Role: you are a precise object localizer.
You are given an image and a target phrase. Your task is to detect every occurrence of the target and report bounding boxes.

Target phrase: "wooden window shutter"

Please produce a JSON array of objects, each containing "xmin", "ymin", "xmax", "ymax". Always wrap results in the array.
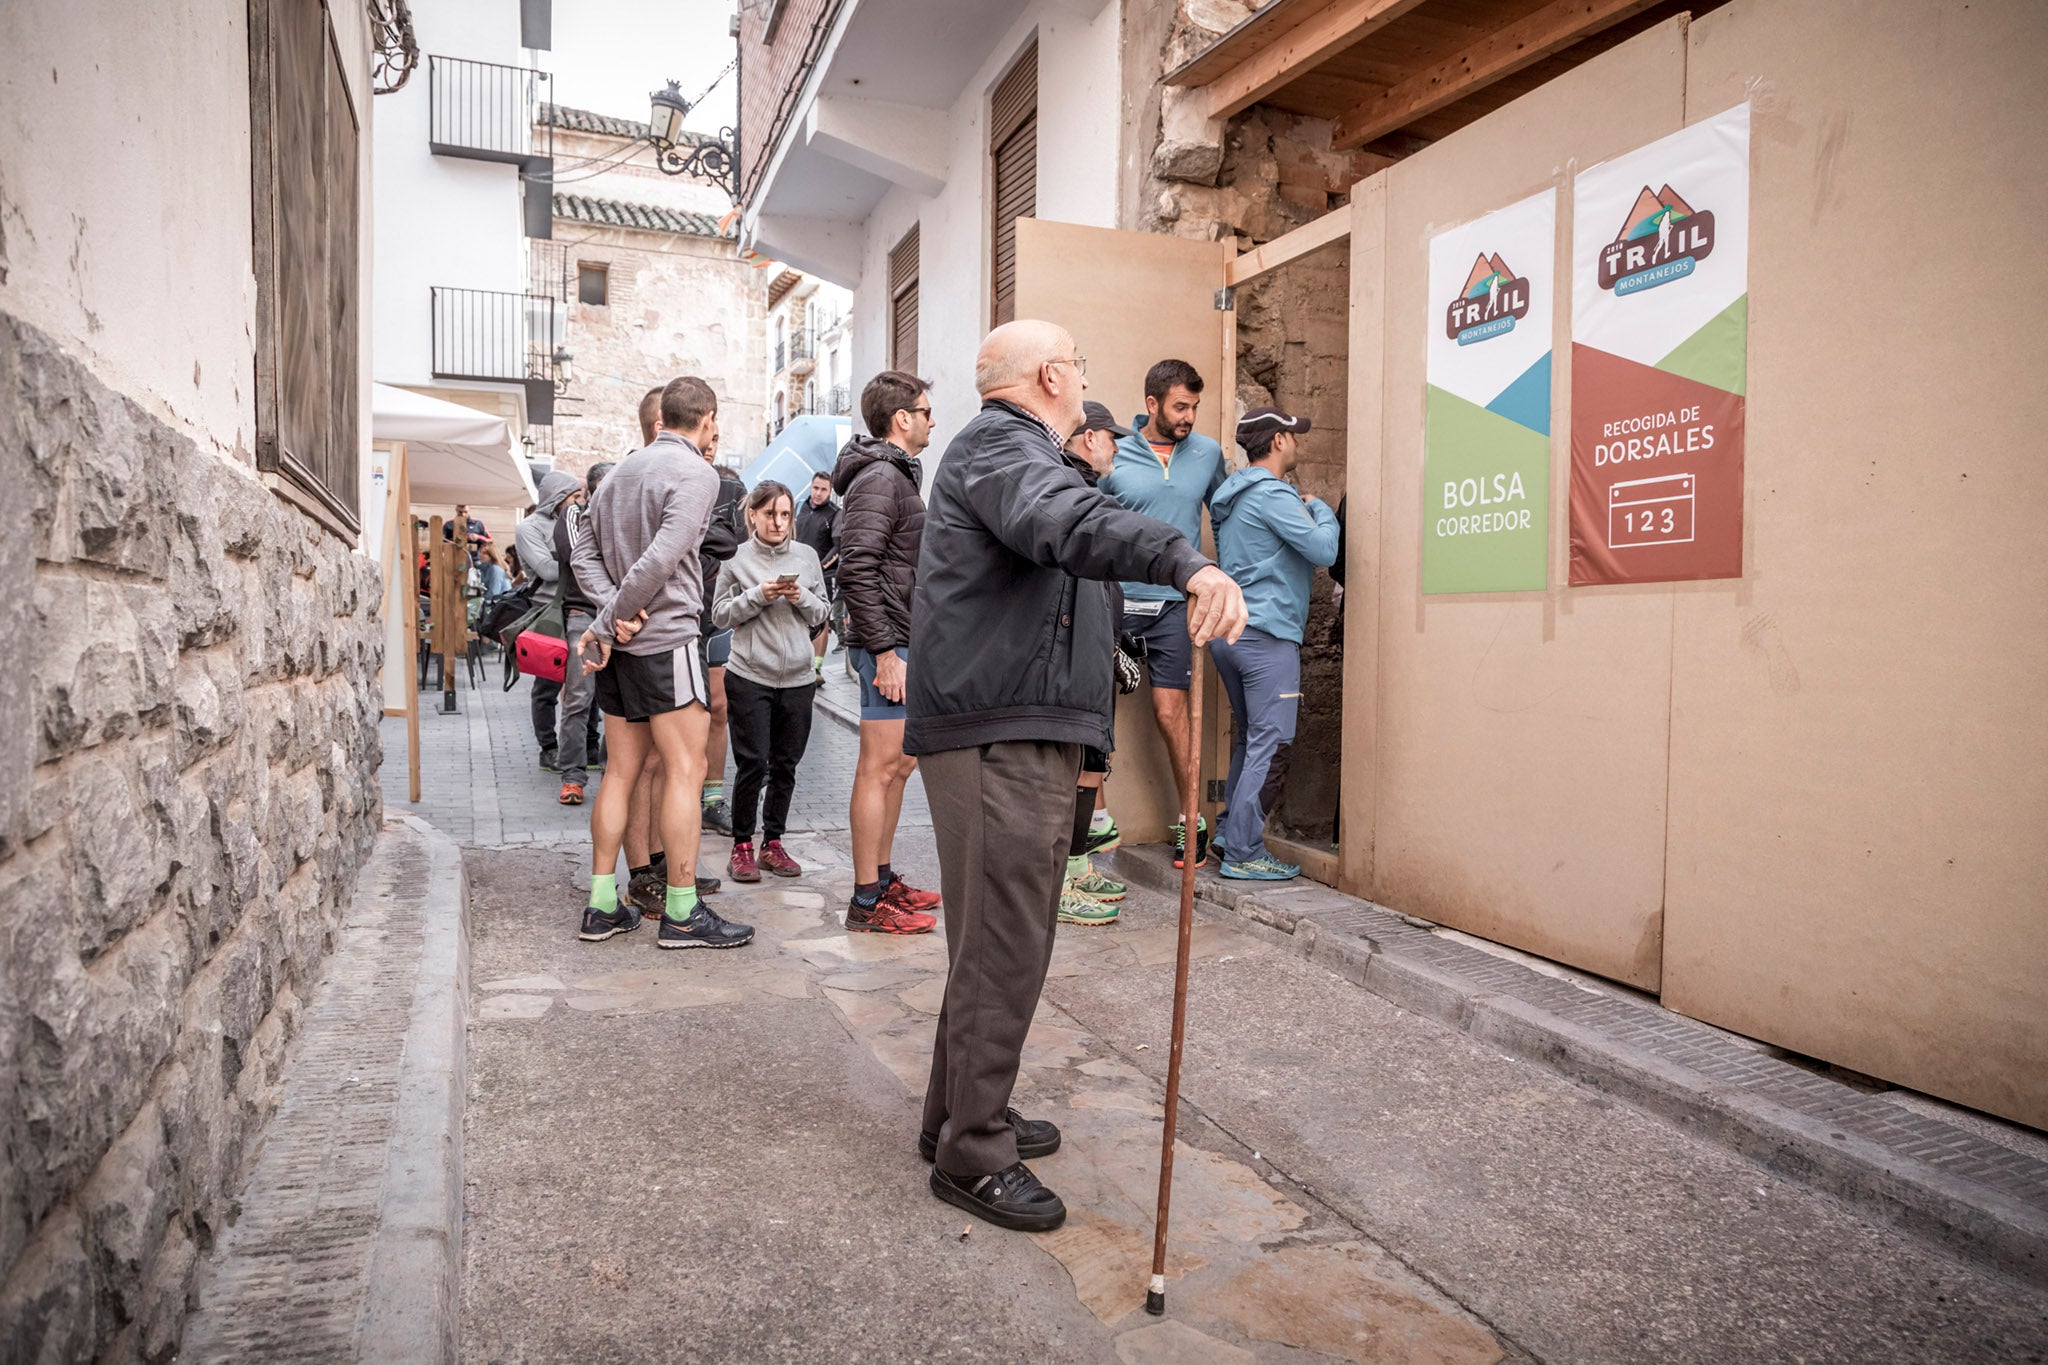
[
  {"xmin": 889, "ymin": 225, "xmax": 920, "ymax": 374},
  {"xmin": 989, "ymin": 41, "xmax": 1037, "ymax": 327}
]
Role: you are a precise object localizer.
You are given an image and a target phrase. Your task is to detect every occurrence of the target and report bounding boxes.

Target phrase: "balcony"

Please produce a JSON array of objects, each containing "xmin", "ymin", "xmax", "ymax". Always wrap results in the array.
[
  {"xmin": 429, "ymin": 286, "xmax": 566, "ymax": 425},
  {"xmin": 775, "ymin": 329, "xmax": 816, "ymax": 376},
  {"xmin": 429, "ymin": 55, "xmax": 555, "ymax": 238},
  {"xmin": 827, "ymin": 384, "xmax": 851, "ymax": 417}
]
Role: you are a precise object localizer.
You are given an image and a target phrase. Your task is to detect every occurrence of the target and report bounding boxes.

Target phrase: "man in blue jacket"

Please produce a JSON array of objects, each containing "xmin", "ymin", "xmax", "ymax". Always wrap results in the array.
[
  {"xmin": 1208, "ymin": 406, "xmax": 1340, "ymax": 881},
  {"xmin": 1100, "ymin": 359, "xmax": 1229, "ymax": 867},
  {"xmin": 909, "ymin": 321, "xmax": 1246, "ymax": 1234}
]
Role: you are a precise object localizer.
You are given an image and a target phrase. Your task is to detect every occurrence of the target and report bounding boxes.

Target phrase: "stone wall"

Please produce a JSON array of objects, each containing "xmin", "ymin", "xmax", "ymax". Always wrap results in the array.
[
  {"xmin": 552, "ymin": 223, "xmax": 767, "ymax": 474},
  {"xmin": 0, "ymin": 313, "xmax": 384, "ymax": 1362}
]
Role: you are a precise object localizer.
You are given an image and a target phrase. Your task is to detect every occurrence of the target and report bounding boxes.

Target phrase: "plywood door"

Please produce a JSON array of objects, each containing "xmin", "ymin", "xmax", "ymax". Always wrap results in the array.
[
  {"xmin": 1014, "ymin": 220, "xmax": 1229, "ymax": 842},
  {"xmin": 1662, "ymin": 0, "xmax": 2048, "ymax": 1129},
  {"xmin": 1369, "ymin": 21, "xmax": 1689, "ymax": 989}
]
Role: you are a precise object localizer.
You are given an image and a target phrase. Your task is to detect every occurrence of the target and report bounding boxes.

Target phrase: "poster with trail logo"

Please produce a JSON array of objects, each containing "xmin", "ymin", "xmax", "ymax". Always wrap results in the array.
[
  {"xmin": 1570, "ymin": 102, "xmax": 1749, "ymax": 585},
  {"xmin": 1423, "ymin": 188, "xmax": 1554, "ymax": 594}
]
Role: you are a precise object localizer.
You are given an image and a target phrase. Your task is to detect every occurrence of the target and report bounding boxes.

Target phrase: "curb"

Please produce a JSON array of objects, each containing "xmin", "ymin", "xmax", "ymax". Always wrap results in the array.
[
  {"xmin": 358, "ymin": 814, "xmax": 469, "ymax": 1365},
  {"xmin": 1107, "ymin": 845, "xmax": 2048, "ymax": 1290}
]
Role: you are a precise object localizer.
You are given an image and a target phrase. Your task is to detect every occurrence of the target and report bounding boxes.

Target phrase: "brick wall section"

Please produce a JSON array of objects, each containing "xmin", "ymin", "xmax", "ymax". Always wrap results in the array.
[
  {"xmin": 552, "ymin": 222, "xmax": 767, "ymax": 472},
  {"xmin": 0, "ymin": 313, "xmax": 383, "ymax": 1362},
  {"xmin": 738, "ymin": 0, "xmax": 837, "ymax": 202}
]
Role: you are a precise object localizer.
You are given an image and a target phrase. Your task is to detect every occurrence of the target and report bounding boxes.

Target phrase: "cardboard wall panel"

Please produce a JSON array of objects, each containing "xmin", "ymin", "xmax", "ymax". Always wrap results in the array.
[
  {"xmin": 1370, "ymin": 21, "xmax": 1688, "ymax": 988},
  {"xmin": 1663, "ymin": 0, "xmax": 2048, "ymax": 1127}
]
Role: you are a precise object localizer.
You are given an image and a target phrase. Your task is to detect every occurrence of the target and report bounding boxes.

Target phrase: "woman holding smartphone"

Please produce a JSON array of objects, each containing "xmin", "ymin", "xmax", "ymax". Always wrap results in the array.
[{"xmin": 711, "ymin": 480, "xmax": 831, "ymax": 881}]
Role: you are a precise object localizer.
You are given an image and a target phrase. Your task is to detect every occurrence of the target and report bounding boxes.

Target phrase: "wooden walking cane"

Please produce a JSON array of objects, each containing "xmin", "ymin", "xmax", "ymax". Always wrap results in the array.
[{"xmin": 1146, "ymin": 645, "xmax": 1205, "ymax": 1316}]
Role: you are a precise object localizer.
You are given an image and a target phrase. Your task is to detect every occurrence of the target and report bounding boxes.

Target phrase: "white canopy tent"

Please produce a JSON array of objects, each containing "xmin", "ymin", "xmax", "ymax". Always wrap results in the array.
[{"xmin": 370, "ymin": 382, "xmax": 535, "ymax": 509}]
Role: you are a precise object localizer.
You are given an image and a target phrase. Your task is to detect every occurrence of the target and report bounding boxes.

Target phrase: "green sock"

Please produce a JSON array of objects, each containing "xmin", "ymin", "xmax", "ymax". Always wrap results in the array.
[
  {"xmin": 701, "ymin": 781, "xmax": 723, "ymax": 807},
  {"xmin": 589, "ymin": 874, "xmax": 618, "ymax": 912},
  {"xmin": 1067, "ymin": 854, "xmax": 1088, "ymax": 879},
  {"xmin": 813, "ymin": 655, "xmax": 824, "ymax": 669},
  {"xmin": 664, "ymin": 883, "xmax": 698, "ymax": 923}
]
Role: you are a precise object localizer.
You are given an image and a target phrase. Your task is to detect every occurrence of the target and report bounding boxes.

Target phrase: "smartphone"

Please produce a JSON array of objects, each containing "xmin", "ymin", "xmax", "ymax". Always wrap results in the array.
[{"xmin": 775, "ymin": 573, "xmax": 798, "ymax": 583}]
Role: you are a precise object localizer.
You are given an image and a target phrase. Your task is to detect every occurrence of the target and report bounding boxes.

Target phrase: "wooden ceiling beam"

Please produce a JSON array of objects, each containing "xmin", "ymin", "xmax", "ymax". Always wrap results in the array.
[
  {"xmin": 1203, "ymin": 0, "xmax": 1435, "ymax": 121},
  {"xmin": 1164, "ymin": 0, "xmax": 1319, "ymax": 90},
  {"xmin": 1331, "ymin": 0, "xmax": 1664, "ymax": 149}
]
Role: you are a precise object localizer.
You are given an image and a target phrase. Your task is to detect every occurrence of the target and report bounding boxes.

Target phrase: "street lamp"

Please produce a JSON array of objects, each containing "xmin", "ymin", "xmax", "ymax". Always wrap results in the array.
[
  {"xmin": 552, "ymin": 346, "xmax": 574, "ymax": 394},
  {"xmin": 647, "ymin": 79, "xmax": 738, "ymax": 201}
]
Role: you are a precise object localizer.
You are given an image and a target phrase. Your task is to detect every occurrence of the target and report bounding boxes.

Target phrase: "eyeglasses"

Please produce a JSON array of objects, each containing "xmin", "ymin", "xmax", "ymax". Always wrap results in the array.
[
  {"xmin": 1048, "ymin": 355, "xmax": 1087, "ymax": 377},
  {"xmin": 911, "ymin": 406, "xmax": 933, "ymax": 420}
]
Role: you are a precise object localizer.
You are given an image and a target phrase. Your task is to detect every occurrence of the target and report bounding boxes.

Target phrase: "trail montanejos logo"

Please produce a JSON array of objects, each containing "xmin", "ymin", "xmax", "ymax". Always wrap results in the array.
[
  {"xmin": 1596, "ymin": 185, "xmax": 1716, "ymax": 296},
  {"xmin": 1445, "ymin": 253, "xmax": 1531, "ymax": 345}
]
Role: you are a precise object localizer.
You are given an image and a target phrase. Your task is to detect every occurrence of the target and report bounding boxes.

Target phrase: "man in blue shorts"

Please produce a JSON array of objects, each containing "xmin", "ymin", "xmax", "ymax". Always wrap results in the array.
[
  {"xmin": 831, "ymin": 371, "xmax": 944, "ymax": 933},
  {"xmin": 1101, "ymin": 359, "xmax": 1228, "ymax": 867}
]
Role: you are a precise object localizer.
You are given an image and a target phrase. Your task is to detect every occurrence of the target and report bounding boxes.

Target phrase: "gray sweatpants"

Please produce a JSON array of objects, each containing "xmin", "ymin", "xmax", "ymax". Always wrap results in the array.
[
  {"xmin": 556, "ymin": 607, "xmax": 603, "ymax": 785},
  {"xmin": 920, "ymin": 739, "xmax": 1081, "ymax": 1178},
  {"xmin": 1208, "ymin": 627, "xmax": 1300, "ymax": 864}
]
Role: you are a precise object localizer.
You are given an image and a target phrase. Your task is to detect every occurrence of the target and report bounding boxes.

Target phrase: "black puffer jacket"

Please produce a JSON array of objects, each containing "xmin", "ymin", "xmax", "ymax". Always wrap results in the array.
[
  {"xmin": 905, "ymin": 399, "xmax": 1209, "ymax": 756},
  {"xmin": 831, "ymin": 435, "xmax": 924, "ymax": 654}
]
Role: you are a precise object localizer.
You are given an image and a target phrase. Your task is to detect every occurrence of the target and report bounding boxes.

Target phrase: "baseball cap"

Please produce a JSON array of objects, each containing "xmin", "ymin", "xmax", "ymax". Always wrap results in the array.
[
  {"xmin": 1075, "ymin": 400, "xmax": 1133, "ymax": 439},
  {"xmin": 1236, "ymin": 406, "xmax": 1311, "ymax": 446}
]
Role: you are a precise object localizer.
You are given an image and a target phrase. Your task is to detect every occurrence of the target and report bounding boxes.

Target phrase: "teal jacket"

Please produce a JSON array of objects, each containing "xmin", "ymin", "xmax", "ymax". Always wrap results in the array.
[
  {"xmin": 1100, "ymin": 416, "xmax": 1227, "ymax": 602},
  {"xmin": 1210, "ymin": 466, "xmax": 1340, "ymax": 644}
]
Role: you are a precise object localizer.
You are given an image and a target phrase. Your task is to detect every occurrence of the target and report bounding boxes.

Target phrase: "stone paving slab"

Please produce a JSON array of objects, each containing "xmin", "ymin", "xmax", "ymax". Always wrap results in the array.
[
  {"xmin": 183, "ymin": 816, "xmax": 468, "ymax": 1363},
  {"xmin": 1107, "ymin": 845, "xmax": 2048, "ymax": 1291}
]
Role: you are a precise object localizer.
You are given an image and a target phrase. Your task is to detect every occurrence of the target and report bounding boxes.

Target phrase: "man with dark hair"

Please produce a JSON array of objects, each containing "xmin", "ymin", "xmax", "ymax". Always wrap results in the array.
[
  {"xmin": 518, "ymin": 470, "xmax": 584, "ymax": 771},
  {"xmin": 636, "ymin": 385, "xmax": 664, "ymax": 447},
  {"xmin": 1101, "ymin": 358, "xmax": 1229, "ymax": 868},
  {"xmin": 570, "ymin": 375, "xmax": 752, "ymax": 950},
  {"xmin": 1208, "ymin": 406, "xmax": 1336, "ymax": 880},
  {"xmin": 831, "ymin": 369, "xmax": 942, "ymax": 933},
  {"xmin": 794, "ymin": 469, "xmax": 840, "ymax": 671},
  {"xmin": 444, "ymin": 503, "xmax": 491, "ymax": 563},
  {"xmin": 552, "ymin": 461, "xmax": 613, "ymax": 804},
  {"xmin": 910, "ymin": 321, "xmax": 1246, "ymax": 1232}
]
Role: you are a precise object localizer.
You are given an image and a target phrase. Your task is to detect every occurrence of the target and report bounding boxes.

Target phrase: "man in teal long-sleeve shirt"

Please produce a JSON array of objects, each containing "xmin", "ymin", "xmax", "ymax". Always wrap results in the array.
[
  {"xmin": 1207, "ymin": 406, "xmax": 1340, "ymax": 881},
  {"xmin": 1099, "ymin": 359, "xmax": 1227, "ymax": 867}
]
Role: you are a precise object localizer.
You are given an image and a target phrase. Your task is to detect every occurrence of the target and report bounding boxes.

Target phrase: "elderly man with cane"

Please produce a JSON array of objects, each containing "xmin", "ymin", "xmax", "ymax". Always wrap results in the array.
[{"xmin": 907, "ymin": 319, "xmax": 1247, "ymax": 1232}]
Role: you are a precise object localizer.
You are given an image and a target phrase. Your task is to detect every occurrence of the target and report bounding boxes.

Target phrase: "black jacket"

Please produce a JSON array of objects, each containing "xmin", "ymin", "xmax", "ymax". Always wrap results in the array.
[
  {"xmin": 905, "ymin": 399, "xmax": 1209, "ymax": 755},
  {"xmin": 699, "ymin": 468, "xmax": 745, "ymax": 635},
  {"xmin": 554, "ymin": 503, "xmax": 595, "ymax": 616},
  {"xmin": 794, "ymin": 495, "xmax": 839, "ymax": 570},
  {"xmin": 831, "ymin": 436, "xmax": 924, "ymax": 654}
]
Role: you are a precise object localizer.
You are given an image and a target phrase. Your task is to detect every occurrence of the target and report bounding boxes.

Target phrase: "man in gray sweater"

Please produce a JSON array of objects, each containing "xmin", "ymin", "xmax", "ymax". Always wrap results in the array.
[{"xmin": 570, "ymin": 376, "xmax": 753, "ymax": 950}]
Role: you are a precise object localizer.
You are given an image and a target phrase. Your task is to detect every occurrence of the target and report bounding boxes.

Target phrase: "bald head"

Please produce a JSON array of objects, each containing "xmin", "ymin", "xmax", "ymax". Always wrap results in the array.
[{"xmin": 976, "ymin": 319, "xmax": 1087, "ymax": 435}]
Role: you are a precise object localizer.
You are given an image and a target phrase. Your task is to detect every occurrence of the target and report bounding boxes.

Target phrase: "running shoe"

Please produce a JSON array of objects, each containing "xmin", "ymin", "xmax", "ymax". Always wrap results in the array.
[
  {"xmin": 1170, "ymin": 816, "xmax": 1209, "ymax": 869},
  {"xmin": 758, "ymin": 840, "xmax": 802, "ymax": 877},
  {"xmin": 728, "ymin": 840, "xmax": 760, "ymax": 883},
  {"xmin": 1070, "ymin": 863, "xmax": 1126, "ymax": 901},
  {"xmin": 880, "ymin": 871, "xmax": 942, "ymax": 915},
  {"xmin": 558, "ymin": 781, "xmax": 584, "ymax": 805},
  {"xmin": 929, "ymin": 1162, "xmax": 1066, "ymax": 1233},
  {"xmin": 578, "ymin": 902, "xmax": 642, "ymax": 942},
  {"xmin": 1057, "ymin": 884, "xmax": 1119, "ymax": 926},
  {"xmin": 1083, "ymin": 818, "xmax": 1121, "ymax": 855},
  {"xmin": 628, "ymin": 869, "xmax": 722, "ymax": 912},
  {"xmin": 701, "ymin": 800, "xmax": 735, "ymax": 837},
  {"xmin": 846, "ymin": 895, "xmax": 937, "ymax": 935},
  {"xmin": 539, "ymin": 747, "xmax": 560, "ymax": 773},
  {"xmin": 657, "ymin": 903, "xmax": 754, "ymax": 949},
  {"xmin": 1219, "ymin": 854, "xmax": 1300, "ymax": 882}
]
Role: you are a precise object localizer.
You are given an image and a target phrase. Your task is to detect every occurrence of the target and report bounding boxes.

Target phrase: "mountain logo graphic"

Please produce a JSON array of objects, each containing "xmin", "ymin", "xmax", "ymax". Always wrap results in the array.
[
  {"xmin": 1445, "ymin": 251, "xmax": 1532, "ymax": 343},
  {"xmin": 1597, "ymin": 183, "xmax": 1716, "ymax": 295}
]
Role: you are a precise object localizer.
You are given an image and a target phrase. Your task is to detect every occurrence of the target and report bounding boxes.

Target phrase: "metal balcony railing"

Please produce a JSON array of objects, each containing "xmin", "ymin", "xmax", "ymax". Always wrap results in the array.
[
  {"xmin": 827, "ymin": 384, "xmax": 851, "ymax": 417},
  {"xmin": 429, "ymin": 54, "xmax": 552, "ymax": 168},
  {"xmin": 430, "ymin": 286, "xmax": 565, "ymax": 424}
]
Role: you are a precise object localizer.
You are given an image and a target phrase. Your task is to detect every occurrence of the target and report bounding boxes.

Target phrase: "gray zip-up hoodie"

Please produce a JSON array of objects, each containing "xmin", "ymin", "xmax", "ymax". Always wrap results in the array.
[
  {"xmin": 516, "ymin": 470, "xmax": 581, "ymax": 583},
  {"xmin": 711, "ymin": 532, "xmax": 829, "ymax": 688},
  {"xmin": 570, "ymin": 431, "xmax": 719, "ymax": 655}
]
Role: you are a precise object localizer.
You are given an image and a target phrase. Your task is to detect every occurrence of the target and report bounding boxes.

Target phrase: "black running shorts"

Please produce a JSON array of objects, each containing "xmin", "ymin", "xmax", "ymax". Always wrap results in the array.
[{"xmin": 595, "ymin": 643, "xmax": 711, "ymax": 722}]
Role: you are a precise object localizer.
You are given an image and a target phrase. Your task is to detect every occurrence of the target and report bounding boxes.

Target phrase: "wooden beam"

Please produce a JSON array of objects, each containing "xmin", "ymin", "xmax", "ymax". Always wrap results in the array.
[
  {"xmin": 1206, "ymin": 0, "xmax": 1432, "ymax": 121},
  {"xmin": 1332, "ymin": 0, "xmax": 1663, "ymax": 149},
  {"xmin": 1164, "ymin": 0, "xmax": 1318, "ymax": 89},
  {"xmin": 1226, "ymin": 207, "xmax": 1352, "ymax": 286}
]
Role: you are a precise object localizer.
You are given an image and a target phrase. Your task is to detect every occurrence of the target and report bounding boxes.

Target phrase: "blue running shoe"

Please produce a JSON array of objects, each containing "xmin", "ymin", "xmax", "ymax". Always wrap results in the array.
[
  {"xmin": 1219, "ymin": 855, "xmax": 1300, "ymax": 882},
  {"xmin": 579, "ymin": 902, "xmax": 643, "ymax": 941}
]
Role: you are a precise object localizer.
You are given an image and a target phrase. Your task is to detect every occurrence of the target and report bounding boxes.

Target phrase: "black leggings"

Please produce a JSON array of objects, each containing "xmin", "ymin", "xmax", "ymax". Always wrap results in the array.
[{"xmin": 725, "ymin": 674, "xmax": 817, "ymax": 842}]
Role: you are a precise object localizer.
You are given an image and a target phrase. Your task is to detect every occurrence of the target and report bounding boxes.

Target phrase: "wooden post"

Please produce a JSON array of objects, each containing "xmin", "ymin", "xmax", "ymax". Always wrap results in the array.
[{"xmin": 396, "ymin": 445, "xmax": 421, "ymax": 802}]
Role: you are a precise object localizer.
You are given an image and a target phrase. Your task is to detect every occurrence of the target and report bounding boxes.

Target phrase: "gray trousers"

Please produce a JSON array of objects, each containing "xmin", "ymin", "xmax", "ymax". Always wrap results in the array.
[
  {"xmin": 1208, "ymin": 627, "xmax": 1300, "ymax": 863},
  {"xmin": 556, "ymin": 608, "xmax": 603, "ymax": 785},
  {"xmin": 920, "ymin": 739, "xmax": 1081, "ymax": 1177}
]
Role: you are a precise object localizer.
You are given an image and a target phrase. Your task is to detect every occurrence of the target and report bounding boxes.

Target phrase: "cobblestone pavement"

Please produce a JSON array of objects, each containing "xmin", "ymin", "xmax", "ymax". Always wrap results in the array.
[{"xmin": 379, "ymin": 645, "xmax": 927, "ymax": 847}]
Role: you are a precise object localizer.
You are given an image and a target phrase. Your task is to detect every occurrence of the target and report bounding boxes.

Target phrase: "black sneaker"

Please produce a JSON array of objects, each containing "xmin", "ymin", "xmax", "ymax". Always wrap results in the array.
[
  {"xmin": 578, "ymin": 903, "xmax": 642, "ymax": 942},
  {"xmin": 657, "ymin": 903, "xmax": 754, "ymax": 950},
  {"xmin": 928, "ymin": 1162, "xmax": 1066, "ymax": 1233},
  {"xmin": 701, "ymin": 800, "xmax": 735, "ymax": 837},
  {"xmin": 539, "ymin": 747, "xmax": 561, "ymax": 773},
  {"xmin": 919, "ymin": 1109, "xmax": 1061, "ymax": 1164}
]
